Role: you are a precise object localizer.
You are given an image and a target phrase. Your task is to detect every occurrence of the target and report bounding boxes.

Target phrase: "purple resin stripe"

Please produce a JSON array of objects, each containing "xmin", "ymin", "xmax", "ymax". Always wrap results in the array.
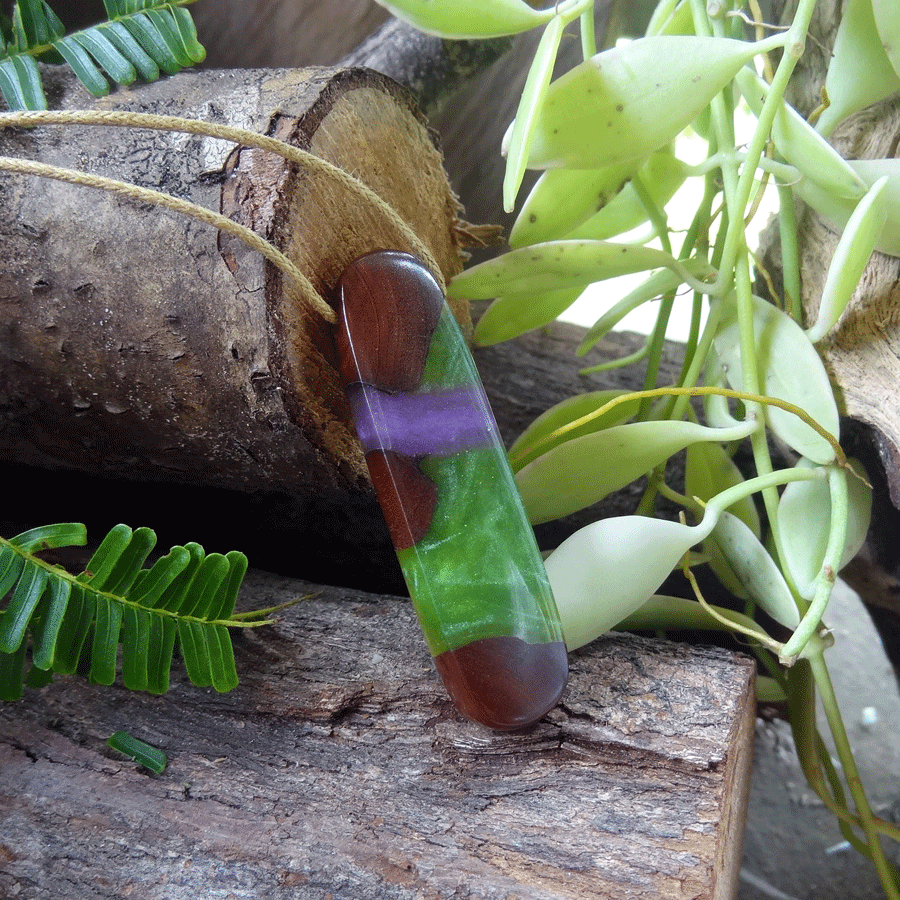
[{"xmin": 345, "ymin": 381, "xmax": 497, "ymax": 457}]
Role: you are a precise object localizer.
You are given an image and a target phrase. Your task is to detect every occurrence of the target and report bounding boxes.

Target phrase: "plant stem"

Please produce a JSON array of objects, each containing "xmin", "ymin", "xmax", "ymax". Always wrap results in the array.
[
  {"xmin": 807, "ymin": 640, "xmax": 900, "ymax": 899},
  {"xmin": 782, "ymin": 466, "xmax": 849, "ymax": 660}
]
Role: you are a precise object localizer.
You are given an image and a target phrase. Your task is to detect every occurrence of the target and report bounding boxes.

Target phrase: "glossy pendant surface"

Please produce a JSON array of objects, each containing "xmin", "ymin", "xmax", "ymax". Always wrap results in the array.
[{"xmin": 336, "ymin": 250, "xmax": 568, "ymax": 730}]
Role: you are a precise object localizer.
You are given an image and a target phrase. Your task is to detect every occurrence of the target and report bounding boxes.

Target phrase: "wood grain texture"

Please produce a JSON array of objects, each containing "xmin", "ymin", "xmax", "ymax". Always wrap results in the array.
[{"xmin": 0, "ymin": 571, "xmax": 755, "ymax": 900}]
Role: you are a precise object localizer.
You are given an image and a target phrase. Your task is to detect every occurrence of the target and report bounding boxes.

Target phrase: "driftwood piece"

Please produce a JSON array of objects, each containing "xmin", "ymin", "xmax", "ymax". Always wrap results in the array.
[{"xmin": 0, "ymin": 571, "xmax": 756, "ymax": 900}]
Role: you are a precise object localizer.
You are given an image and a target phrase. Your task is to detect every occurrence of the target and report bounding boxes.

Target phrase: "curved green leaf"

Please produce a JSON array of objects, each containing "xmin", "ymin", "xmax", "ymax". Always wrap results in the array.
[
  {"xmin": 72, "ymin": 28, "xmax": 137, "ymax": 84},
  {"xmin": 122, "ymin": 605, "xmax": 151, "ymax": 690},
  {"xmin": 474, "ymin": 288, "xmax": 583, "ymax": 346},
  {"xmin": 30, "ymin": 576, "xmax": 71, "ymax": 669},
  {"xmin": 144, "ymin": 8, "xmax": 193, "ymax": 67},
  {"xmin": 0, "ymin": 563, "xmax": 47, "ymax": 653},
  {"xmin": 0, "ymin": 54, "xmax": 46, "ymax": 110},
  {"xmin": 99, "ymin": 20, "xmax": 159, "ymax": 81},
  {"xmin": 128, "ymin": 545, "xmax": 191, "ymax": 608},
  {"xmin": 52, "ymin": 585, "xmax": 93, "ymax": 674},
  {"xmin": 179, "ymin": 553, "xmax": 229, "ymax": 620},
  {"xmin": 449, "ymin": 239, "xmax": 686, "ymax": 299},
  {"xmin": 0, "ymin": 546, "xmax": 25, "ymax": 598},
  {"xmin": 207, "ymin": 624, "xmax": 238, "ymax": 693},
  {"xmin": 90, "ymin": 594, "xmax": 122, "ymax": 685},
  {"xmin": 376, "ymin": 0, "xmax": 553, "ymax": 38},
  {"xmin": 156, "ymin": 542, "xmax": 205, "ymax": 613},
  {"xmin": 102, "ymin": 526, "xmax": 157, "ymax": 596},
  {"xmin": 178, "ymin": 619, "xmax": 212, "ymax": 688},
  {"xmin": 170, "ymin": 6, "xmax": 205, "ymax": 64},
  {"xmin": 503, "ymin": 13, "xmax": 566, "ymax": 213},
  {"xmin": 146, "ymin": 614, "xmax": 177, "ymax": 694},
  {"xmin": 521, "ymin": 36, "xmax": 757, "ymax": 170},
  {"xmin": 713, "ymin": 294, "xmax": 840, "ymax": 464},
  {"xmin": 13, "ymin": 0, "xmax": 63, "ymax": 48},
  {"xmin": 545, "ymin": 515, "xmax": 714, "ymax": 649},
  {"xmin": 9, "ymin": 522, "xmax": 86, "ymax": 554},
  {"xmin": 207, "ymin": 551, "xmax": 248, "ymax": 622},
  {"xmin": 710, "ymin": 512, "xmax": 800, "ymax": 628},
  {"xmin": 509, "ymin": 389, "xmax": 641, "ymax": 472},
  {"xmin": 118, "ymin": 10, "xmax": 184, "ymax": 74},
  {"xmin": 517, "ymin": 417, "xmax": 756, "ymax": 524}
]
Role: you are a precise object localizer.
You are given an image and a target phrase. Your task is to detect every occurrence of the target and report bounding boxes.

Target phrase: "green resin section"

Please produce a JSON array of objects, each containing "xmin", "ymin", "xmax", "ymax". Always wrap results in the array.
[{"xmin": 396, "ymin": 306, "xmax": 563, "ymax": 657}]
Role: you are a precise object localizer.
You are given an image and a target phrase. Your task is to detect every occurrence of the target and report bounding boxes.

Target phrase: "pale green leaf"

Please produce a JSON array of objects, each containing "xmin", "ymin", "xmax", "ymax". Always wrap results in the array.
[{"xmin": 713, "ymin": 294, "xmax": 840, "ymax": 464}]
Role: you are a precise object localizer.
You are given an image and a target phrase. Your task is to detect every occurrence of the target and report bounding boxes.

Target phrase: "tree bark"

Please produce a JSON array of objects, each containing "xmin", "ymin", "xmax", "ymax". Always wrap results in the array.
[{"xmin": 0, "ymin": 571, "xmax": 756, "ymax": 900}]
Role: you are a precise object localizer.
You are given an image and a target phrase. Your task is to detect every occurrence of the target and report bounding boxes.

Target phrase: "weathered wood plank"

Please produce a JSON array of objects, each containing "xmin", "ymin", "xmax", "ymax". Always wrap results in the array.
[{"xmin": 0, "ymin": 571, "xmax": 755, "ymax": 900}]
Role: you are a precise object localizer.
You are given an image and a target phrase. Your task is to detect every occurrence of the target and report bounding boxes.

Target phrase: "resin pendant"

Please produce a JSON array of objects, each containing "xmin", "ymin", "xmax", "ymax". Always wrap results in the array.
[{"xmin": 336, "ymin": 250, "xmax": 568, "ymax": 730}]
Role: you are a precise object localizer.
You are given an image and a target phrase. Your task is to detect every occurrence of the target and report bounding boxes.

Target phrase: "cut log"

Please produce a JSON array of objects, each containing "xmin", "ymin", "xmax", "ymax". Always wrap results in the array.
[
  {"xmin": 0, "ymin": 64, "xmax": 469, "ymax": 498},
  {"xmin": 0, "ymin": 571, "xmax": 756, "ymax": 900}
]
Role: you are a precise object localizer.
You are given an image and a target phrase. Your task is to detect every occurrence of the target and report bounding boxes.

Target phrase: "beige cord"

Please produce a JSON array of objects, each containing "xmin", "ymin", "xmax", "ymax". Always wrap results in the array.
[
  {"xmin": 0, "ymin": 154, "xmax": 336, "ymax": 323},
  {"xmin": 0, "ymin": 108, "xmax": 447, "ymax": 321}
]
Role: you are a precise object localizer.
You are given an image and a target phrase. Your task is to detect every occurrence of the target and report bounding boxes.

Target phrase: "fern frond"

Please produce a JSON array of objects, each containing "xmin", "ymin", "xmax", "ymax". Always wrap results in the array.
[
  {"xmin": 0, "ymin": 0, "xmax": 205, "ymax": 111},
  {"xmin": 0, "ymin": 523, "xmax": 255, "ymax": 701}
]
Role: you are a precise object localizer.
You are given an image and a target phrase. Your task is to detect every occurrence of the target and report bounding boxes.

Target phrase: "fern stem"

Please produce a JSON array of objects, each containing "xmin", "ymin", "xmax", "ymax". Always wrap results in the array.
[
  {"xmin": 0, "ymin": 153, "xmax": 336, "ymax": 324},
  {"xmin": 0, "ymin": 108, "xmax": 445, "ymax": 293}
]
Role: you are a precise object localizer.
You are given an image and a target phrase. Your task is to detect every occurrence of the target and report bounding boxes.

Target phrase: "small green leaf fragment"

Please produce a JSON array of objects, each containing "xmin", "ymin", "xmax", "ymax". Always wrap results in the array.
[{"xmin": 107, "ymin": 730, "xmax": 166, "ymax": 774}]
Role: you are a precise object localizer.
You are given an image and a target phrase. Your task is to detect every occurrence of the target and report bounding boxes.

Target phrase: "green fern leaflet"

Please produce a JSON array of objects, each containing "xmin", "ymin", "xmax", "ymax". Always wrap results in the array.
[
  {"xmin": 0, "ymin": 0, "xmax": 205, "ymax": 110},
  {"xmin": 0, "ymin": 522, "xmax": 260, "ymax": 701}
]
